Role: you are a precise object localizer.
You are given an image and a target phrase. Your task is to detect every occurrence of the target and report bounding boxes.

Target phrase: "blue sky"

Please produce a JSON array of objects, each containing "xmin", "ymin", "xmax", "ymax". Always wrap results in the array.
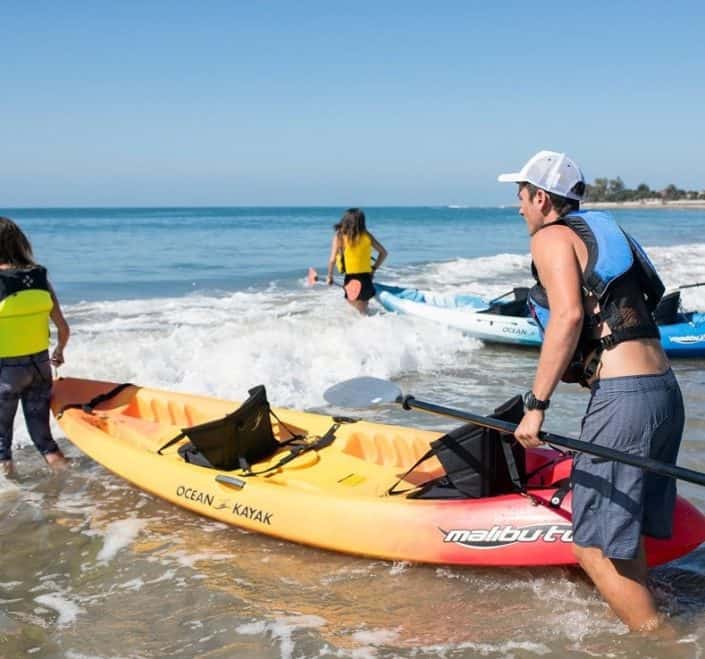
[{"xmin": 2, "ymin": 1, "xmax": 704, "ymax": 206}]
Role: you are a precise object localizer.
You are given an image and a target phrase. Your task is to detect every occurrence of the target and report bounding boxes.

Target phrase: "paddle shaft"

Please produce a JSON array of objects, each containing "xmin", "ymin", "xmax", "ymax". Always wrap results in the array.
[{"xmin": 400, "ymin": 395, "xmax": 705, "ymax": 487}]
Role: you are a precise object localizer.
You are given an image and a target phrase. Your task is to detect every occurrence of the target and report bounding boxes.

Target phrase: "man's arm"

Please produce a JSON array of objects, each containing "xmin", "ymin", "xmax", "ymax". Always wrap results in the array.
[{"xmin": 515, "ymin": 226, "xmax": 584, "ymax": 447}]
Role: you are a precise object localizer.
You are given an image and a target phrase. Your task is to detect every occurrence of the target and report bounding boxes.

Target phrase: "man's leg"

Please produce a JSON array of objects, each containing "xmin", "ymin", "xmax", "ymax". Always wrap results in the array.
[{"xmin": 574, "ymin": 540, "xmax": 660, "ymax": 631}]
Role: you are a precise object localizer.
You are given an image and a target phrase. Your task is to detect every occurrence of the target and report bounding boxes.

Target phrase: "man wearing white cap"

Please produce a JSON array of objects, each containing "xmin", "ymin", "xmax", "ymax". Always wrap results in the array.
[{"xmin": 498, "ymin": 151, "xmax": 683, "ymax": 632}]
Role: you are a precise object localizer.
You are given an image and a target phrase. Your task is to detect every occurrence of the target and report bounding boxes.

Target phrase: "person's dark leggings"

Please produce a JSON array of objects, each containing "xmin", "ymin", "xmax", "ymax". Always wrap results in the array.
[{"xmin": 0, "ymin": 350, "xmax": 60, "ymax": 462}]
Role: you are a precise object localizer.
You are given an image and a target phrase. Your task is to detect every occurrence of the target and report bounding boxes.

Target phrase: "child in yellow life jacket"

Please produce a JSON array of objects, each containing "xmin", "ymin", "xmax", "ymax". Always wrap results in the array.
[
  {"xmin": 0, "ymin": 216, "xmax": 70, "ymax": 476},
  {"xmin": 326, "ymin": 208, "xmax": 388, "ymax": 314}
]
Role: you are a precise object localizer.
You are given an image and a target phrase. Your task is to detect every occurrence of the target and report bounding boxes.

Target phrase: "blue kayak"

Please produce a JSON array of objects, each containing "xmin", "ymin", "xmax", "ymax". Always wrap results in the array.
[
  {"xmin": 375, "ymin": 283, "xmax": 542, "ymax": 347},
  {"xmin": 658, "ymin": 311, "xmax": 705, "ymax": 357},
  {"xmin": 375, "ymin": 284, "xmax": 705, "ymax": 358}
]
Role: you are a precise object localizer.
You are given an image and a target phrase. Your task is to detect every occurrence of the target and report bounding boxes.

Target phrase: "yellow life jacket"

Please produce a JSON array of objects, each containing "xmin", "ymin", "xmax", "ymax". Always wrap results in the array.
[
  {"xmin": 342, "ymin": 232, "xmax": 373, "ymax": 274},
  {"xmin": 0, "ymin": 266, "xmax": 53, "ymax": 358}
]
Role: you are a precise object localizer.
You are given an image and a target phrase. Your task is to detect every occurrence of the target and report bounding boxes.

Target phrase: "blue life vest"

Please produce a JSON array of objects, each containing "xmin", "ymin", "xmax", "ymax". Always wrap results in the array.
[{"xmin": 528, "ymin": 210, "xmax": 664, "ymax": 384}]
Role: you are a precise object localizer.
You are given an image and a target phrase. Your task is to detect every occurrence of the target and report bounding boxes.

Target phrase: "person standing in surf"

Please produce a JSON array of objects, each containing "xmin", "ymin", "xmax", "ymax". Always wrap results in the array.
[
  {"xmin": 0, "ymin": 216, "xmax": 71, "ymax": 476},
  {"xmin": 326, "ymin": 208, "xmax": 388, "ymax": 314},
  {"xmin": 497, "ymin": 151, "xmax": 683, "ymax": 632}
]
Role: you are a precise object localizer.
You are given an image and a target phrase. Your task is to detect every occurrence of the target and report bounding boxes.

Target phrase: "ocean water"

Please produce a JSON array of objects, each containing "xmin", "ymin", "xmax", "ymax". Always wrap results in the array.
[{"xmin": 2, "ymin": 205, "xmax": 705, "ymax": 658}]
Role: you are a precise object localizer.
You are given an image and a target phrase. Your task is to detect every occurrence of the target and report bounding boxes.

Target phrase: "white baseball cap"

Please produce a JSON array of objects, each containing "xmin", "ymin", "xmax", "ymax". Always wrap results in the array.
[{"xmin": 498, "ymin": 150, "xmax": 585, "ymax": 201}]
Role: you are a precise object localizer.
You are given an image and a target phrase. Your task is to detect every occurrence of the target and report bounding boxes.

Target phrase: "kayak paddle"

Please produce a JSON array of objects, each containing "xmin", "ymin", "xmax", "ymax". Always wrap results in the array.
[
  {"xmin": 307, "ymin": 267, "xmax": 361, "ymax": 301},
  {"xmin": 323, "ymin": 376, "xmax": 705, "ymax": 488},
  {"xmin": 676, "ymin": 281, "xmax": 705, "ymax": 291}
]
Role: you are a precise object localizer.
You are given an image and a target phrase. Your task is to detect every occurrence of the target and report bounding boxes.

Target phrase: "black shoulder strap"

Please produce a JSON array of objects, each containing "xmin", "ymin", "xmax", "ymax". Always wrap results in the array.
[{"xmin": 56, "ymin": 382, "xmax": 134, "ymax": 419}]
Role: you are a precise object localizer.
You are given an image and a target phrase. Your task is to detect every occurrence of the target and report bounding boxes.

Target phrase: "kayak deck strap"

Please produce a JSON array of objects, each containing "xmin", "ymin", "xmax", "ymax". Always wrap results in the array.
[{"xmin": 57, "ymin": 382, "xmax": 135, "ymax": 419}]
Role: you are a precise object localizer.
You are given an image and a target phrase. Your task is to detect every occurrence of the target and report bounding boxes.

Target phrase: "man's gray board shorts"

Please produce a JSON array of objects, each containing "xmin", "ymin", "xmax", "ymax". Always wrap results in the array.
[{"xmin": 571, "ymin": 369, "xmax": 684, "ymax": 560}]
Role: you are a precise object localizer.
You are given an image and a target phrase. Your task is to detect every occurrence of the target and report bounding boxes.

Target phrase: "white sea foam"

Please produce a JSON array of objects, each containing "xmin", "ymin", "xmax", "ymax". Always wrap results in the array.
[
  {"xmin": 237, "ymin": 614, "xmax": 326, "ymax": 659},
  {"xmin": 419, "ymin": 639, "xmax": 552, "ymax": 656},
  {"xmin": 388, "ymin": 561, "xmax": 411, "ymax": 575},
  {"xmin": 94, "ymin": 518, "xmax": 147, "ymax": 563},
  {"xmin": 172, "ymin": 551, "xmax": 235, "ymax": 568},
  {"xmin": 146, "ymin": 569, "xmax": 177, "ymax": 584},
  {"xmin": 388, "ymin": 242, "xmax": 705, "ymax": 306},
  {"xmin": 425, "ymin": 252, "xmax": 533, "ymax": 292},
  {"xmin": 8, "ymin": 284, "xmax": 476, "ymax": 454},
  {"xmin": 118, "ymin": 577, "xmax": 145, "ymax": 591},
  {"xmin": 34, "ymin": 593, "xmax": 83, "ymax": 627},
  {"xmin": 649, "ymin": 243, "xmax": 705, "ymax": 309},
  {"xmin": 351, "ymin": 628, "xmax": 401, "ymax": 645},
  {"xmin": 53, "ymin": 490, "xmax": 95, "ymax": 516}
]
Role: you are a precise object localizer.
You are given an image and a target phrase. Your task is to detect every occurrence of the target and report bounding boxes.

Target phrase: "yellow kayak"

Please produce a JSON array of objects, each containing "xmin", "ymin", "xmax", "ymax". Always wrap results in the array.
[{"xmin": 51, "ymin": 377, "xmax": 705, "ymax": 567}]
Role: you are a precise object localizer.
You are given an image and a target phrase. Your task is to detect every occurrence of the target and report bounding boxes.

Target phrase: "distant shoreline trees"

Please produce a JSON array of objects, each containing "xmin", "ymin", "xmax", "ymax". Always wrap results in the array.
[{"xmin": 584, "ymin": 178, "xmax": 705, "ymax": 202}]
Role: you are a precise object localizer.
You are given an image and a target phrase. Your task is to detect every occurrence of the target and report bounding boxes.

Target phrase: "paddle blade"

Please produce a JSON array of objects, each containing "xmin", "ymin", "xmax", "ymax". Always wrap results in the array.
[
  {"xmin": 324, "ymin": 377, "xmax": 402, "ymax": 408},
  {"xmin": 306, "ymin": 267, "xmax": 319, "ymax": 287},
  {"xmin": 344, "ymin": 279, "xmax": 362, "ymax": 301}
]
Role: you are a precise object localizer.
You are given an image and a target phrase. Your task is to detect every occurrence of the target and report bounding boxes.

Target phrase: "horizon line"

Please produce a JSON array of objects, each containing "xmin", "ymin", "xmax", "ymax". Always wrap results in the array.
[{"xmin": 1, "ymin": 204, "xmax": 512, "ymax": 210}]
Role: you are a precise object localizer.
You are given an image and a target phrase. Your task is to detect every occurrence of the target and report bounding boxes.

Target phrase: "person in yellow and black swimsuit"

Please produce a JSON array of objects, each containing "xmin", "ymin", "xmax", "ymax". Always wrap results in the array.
[
  {"xmin": 326, "ymin": 208, "xmax": 388, "ymax": 314},
  {"xmin": 0, "ymin": 216, "xmax": 70, "ymax": 477}
]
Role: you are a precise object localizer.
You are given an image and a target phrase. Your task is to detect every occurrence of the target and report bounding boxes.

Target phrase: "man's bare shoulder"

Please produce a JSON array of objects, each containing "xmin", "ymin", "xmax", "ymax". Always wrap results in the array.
[{"xmin": 530, "ymin": 223, "xmax": 575, "ymax": 254}]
